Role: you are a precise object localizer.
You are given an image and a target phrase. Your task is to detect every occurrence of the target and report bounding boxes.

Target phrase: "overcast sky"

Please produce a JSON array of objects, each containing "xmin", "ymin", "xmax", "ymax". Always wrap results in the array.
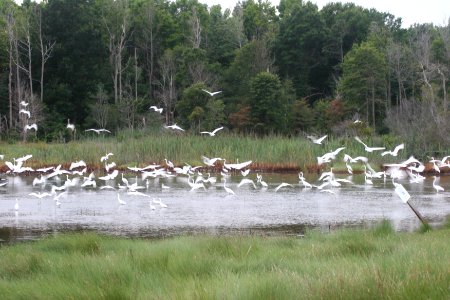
[
  {"xmin": 202, "ymin": 0, "xmax": 449, "ymax": 28},
  {"xmin": 13, "ymin": 0, "xmax": 449, "ymax": 28}
]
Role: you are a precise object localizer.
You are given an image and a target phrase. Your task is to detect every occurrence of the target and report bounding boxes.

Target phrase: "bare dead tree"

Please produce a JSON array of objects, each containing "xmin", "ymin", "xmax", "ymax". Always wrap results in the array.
[
  {"xmin": 102, "ymin": 0, "xmax": 130, "ymax": 104},
  {"xmin": 36, "ymin": 5, "xmax": 55, "ymax": 103},
  {"xmin": 140, "ymin": 1, "xmax": 159, "ymax": 99},
  {"xmin": 155, "ymin": 51, "xmax": 177, "ymax": 125},
  {"xmin": 230, "ymin": 4, "xmax": 246, "ymax": 48},
  {"xmin": 90, "ymin": 85, "xmax": 110, "ymax": 129},
  {"xmin": 5, "ymin": 10, "xmax": 16, "ymax": 129},
  {"xmin": 189, "ymin": 7, "xmax": 201, "ymax": 49}
]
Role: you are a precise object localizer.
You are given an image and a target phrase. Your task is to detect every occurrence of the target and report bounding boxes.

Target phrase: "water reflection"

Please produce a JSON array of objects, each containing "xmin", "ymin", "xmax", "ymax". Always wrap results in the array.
[{"xmin": 0, "ymin": 173, "xmax": 449, "ymax": 242}]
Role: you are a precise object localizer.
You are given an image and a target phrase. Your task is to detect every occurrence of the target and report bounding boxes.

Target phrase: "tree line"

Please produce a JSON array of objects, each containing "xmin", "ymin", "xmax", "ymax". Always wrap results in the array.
[{"xmin": 0, "ymin": 0, "xmax": 449, "ymax": 150}]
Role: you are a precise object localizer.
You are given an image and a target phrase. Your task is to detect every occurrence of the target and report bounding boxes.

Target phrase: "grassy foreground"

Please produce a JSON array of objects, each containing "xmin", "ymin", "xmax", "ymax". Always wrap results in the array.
[
  {"xmin": 0, "ymin": 132, "xmax": 401, "ymax": 172},
  {"xmin": 0, "ymin": 221, "xmax": 449, "ymax": 299}
]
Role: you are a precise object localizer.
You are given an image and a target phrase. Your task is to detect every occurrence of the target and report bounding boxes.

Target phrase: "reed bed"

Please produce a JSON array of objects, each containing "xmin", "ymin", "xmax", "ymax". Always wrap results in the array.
[
  {"xmin": 0, "ymin": 132, "xmax": 405, "ymax": 172},
  {"xmin": 0, "ymin": 220, "xmax": 448, "ymax": 299}
]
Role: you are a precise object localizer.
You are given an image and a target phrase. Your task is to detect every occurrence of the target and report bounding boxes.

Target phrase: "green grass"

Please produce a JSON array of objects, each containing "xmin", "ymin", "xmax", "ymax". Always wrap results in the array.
[
  {"xmin": 0, "ymin": 220, "xmax": 448, "ymax": 299},
  {"xmin": 0, "ymin": 132, "xmax": 403, "ymax": 172}
]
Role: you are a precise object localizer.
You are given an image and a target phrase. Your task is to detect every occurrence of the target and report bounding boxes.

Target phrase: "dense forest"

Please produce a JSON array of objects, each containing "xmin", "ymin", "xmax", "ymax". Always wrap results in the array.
[{"xmin": 0, "ymin": 0, "xmax": 449, "ymax": 151}]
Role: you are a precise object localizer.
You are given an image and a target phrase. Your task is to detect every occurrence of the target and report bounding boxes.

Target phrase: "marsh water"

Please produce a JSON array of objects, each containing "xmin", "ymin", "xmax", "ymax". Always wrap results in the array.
[{"xmin": 0, "ymin": 173, "xmax": 449, "ymax": 243}]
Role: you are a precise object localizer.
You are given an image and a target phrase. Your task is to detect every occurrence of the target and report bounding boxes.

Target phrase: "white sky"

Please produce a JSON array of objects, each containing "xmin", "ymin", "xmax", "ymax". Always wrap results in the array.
[
  {"xmin": 14, "ymin": 0, "xmax": 449, "ymax": 28},
  {"xmin": 202, "ymin": 0, "xmax": 450, "ymax": 28}
]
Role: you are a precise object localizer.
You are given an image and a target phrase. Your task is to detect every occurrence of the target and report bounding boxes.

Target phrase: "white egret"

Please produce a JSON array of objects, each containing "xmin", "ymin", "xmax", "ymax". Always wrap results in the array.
[
  {"xmin": 24, "ymin": 124, "xmax": 38, "ymax": 131},
  {"xmin": 432, "ymin": 176, "xmax": 444, "ymax": 193},
  {"xmin": 85, "ymin": 128, "xmax": 111, "ymax": 134},
  {"xmin": 201, "ymin": 155, "xmax": 222, "ymax": 166},
  {"xmin": 201, "ymin": 89, "xmax": 222, "ymax": 97},
  {"xmin": 164, "ymin": 124, "xmax": 185, "ymax": 131},
  {"xmin": 200, "ymin": 127, "xmax": 224, "ymax": 136},
  {"xmin": 66, "ymin": 119, "xmax": 75, "ymax": 131},
  {"xmin": 223, "ymin": 159, "xmax": 252, "ymax": 170},
  {"xmin": 117, "ymin": 194, "xmax": 126, "ymax": 205},
  {"xmin": 317, "ymin": 147, "xmax": 345, "ymax": 165},
  {"xmin": 100, "ymin": 153, "xmax": 114, "ymax": 162},
  {"xmin": 238, "ymin": 178, "xmax": 257, "ymax": 189},
  {"xmin": 20, "ymin": 101, "xmax": 29, "ymax": 107},
  {"xmin": 381, "ymin": 143, "xmax": 404, "ymax": 157},
  {"xmin": 307, "ymin": 134, "xmax": 327, "ymax": 145},
  {"xmin": 69, "ymin": 160, "xmax": 86, "ymax": 170},
  {"xmin": 105, "ymin": 162, "xmax": 116, "ymax": 172},
  {"xmin": 241, "ymin": 169, "xmax": 250, "ymax": 177},
  {"xmin": 164, "ymin": 159, "xmax": 174, "ymax": 169},
  {"xmin": 29, "ymin": 192, "xmax": 52, "ymax": 199},
  {"xmin": 14, "ymin": 199, "xmax": 19, "ymax": 211},
  {"xmin": 149, "ymin": 106, "xmax": 163, "ymax": 113},
  {"xmin": 223, "ymin": 179, "xmax": 235, "ymax": 195},
  {"xmin": 354, "ymin": 136, "xmax": 385, "ymax": 153},
  {"xmin": 256, "ymin": 174, "xmax": 268, "ymax": 188},
  {"xmin": 32, "ymin": 175, "xmax": 46, "ymax": 186},
  {"xmin": 275, "ymin": 182, "xmax": 293, "ymax": 192},
  {"xmin": 19, "ymin": 109, "xmax": 31, "ymax": 118}
]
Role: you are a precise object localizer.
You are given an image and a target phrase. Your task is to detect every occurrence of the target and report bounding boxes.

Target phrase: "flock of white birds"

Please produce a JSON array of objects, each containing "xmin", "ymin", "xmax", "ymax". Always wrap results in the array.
[
  {"xmin": 1, "ymin": 132, "xmax": 449, "ymax": 215},
  {"xmin": 3, "ymin": 91, "xmax": 449, "ymax": 214}
]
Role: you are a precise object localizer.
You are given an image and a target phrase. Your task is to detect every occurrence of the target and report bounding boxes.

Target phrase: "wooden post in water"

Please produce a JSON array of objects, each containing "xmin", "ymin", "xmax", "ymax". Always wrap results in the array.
[
  {"xmin": 394, "ymin": 182, "xmax": 428, "ymax": 226},
  {"xmin": 406, "ymin": 201, "xmax": 428, "ymax": 226}
]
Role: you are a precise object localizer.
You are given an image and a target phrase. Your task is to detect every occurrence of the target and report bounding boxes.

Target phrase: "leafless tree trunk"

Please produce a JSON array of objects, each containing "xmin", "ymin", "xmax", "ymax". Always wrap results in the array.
[
  {"xmin": 189, "ymin": 7, "xmax": 201, "ymax": 48},
  {"xmin": 155, "ymin": 51, "xmax": 177, "ymax": 125},
  {"xmin": 230, "ymin": 5, "xmax": 246, "ymax": 48},
  {"xmin": 141, "ymin": 1, "xmax": 158, "ymax": 98},
  {"xmin": 90, "ymin": 85, "xmax": 110, "ymax": 129},
  {"xmin": 103, "ymin": 0, "xmax": 130, "ymax": 104},
  {"xmin": 6, "ymin": 11, "xmax": 15, "ymax": 129},
  {"xmin": 37, "ymin": 6, "xmax": 55, "ymax": 103}
]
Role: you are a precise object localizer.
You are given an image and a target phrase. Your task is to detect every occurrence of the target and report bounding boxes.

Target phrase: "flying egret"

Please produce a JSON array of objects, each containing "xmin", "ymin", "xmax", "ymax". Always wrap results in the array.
[
  {"xmin": 238, "ymin": 178, "xmax": 257, "ymax": 189},
  {"xmin": 275, "ymin": 182, "xmax": 293, "ymax": 192},
  {"xmin": 29, "ymin": 192, "xmax": 52, "ymax": 199},
  {"xmin": 149, "ymin": 106, "xmax": 163, "ymax": 113},
  {"xmin": 241, "ymin": 169, "xmax": 250, "ymax": 177},
  {"xmin": 105, "ymin": 162, "xmax": 116, "ymax": 172},
  {"xmin": 200, "ymin": 126, "xmax": 224, "ymax": 136},
  {"xmin": 307, "ymin": 134, "xmax": 327, "ymax": 145},
  {"xmin": 201, "ymin": 89, "xmax": 222, "ymax": 97},
  {"xmin": 85, "ymin": 128, "xmax": 111, "ymax": 134},
  {"xmin": 164, "ymin": 124, "xmax": 185, "ymax": 131},
  {"xmin": 201, "ymin": 155, "xmax": 222, "ymax": 166},
  {"xmin": 100, "ymin": 153, "xmax": 114, "ymax": 162},
  {"xmin": 381, "ymin": 143, "xmax": 404, "ymax": 157},
  {"xmin": 69, "ymin": 160, "xmax": 86, "ymax": 170},
  {"xmin": 19, "ymin": 109, "xmax": 31, "ymax": 118},
  {"xmin": 24, "ymin": 123, "xmax": 38, "ymax": 131},
  {"xmin": 66, "ymin": 119, "xmax": 75, "ymax": 131},
  {"xmin": 354, "ymin": 136, "xmax": 385, "ymax": 153},
  {"xmin": 20, "ymin": 101, "xmax": 29, "ymax": 107},
  {"xmin": 317, "ymin": 147, "xmax": 346, "ymax": 165}
]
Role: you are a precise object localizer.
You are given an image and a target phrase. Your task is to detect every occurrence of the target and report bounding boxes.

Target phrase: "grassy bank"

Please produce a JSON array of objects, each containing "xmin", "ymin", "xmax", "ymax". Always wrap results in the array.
[
  {"xmin": 0, "ymin": 221, "xmax": 449, "ymax": 299},
  {"xmin": 0, "ymin": 132, "xmax": 404, "ymax": 172}
]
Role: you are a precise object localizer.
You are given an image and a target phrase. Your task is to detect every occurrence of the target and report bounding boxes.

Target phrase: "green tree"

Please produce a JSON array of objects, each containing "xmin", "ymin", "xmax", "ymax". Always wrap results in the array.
[
  {"xmin": 274, "ymin": 1, "xmax": 327, "ymax": 98},
  {"xmin": 248, "ymin": 72, "xmax": 282, "ymax": 133},
  {"xmin": 339, "ymin": 41, "xmax": 387, "ymax": 129}
]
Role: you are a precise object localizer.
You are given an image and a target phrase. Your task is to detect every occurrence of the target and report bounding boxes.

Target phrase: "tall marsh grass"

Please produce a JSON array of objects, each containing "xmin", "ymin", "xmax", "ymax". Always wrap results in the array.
[
  {"xmin": 0, "ymin": 220, "xmax": 448, "ymax": 299},
  {"xmin": 0, "ymin": 132, "xmax": 404, "ymax": 171}
]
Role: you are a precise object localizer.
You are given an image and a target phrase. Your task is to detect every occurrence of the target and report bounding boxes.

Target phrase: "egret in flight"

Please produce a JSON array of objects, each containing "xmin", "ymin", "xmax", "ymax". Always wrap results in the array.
[
  {"xmin": 24, "ymin": 124, "xmax": 38, "ymax": 131},
  {"xmin": 200, "ymin": 126, "xmax": 224, "ymax": 136},
  {"xmin": 354, "ymin": 136, "xmax": 385, "ymax": 153},
  {"xmin": 202, "ymin": 89, "xmax": 222, "ymax": 97},
  {"xmin": 19, "ymin": 109, "xmax": 31, "ymax": 118},
  {"xmin": 307, "ymin": 134, "xmax": 327, "ymax": 145},
  {"xmin": 164, "ymin": 124, "xmax": 185, "ymax": 131},
  {"xmin": 381, "ymin": 143, "xmax": 404, "ymax": 157},
  {"xmin": 85, "ymin": 128, "xmax": 111, "ymax": 134},
  {"xmin": 149, "ymin": 106, "xmax": 163, "ymax": 113}
]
